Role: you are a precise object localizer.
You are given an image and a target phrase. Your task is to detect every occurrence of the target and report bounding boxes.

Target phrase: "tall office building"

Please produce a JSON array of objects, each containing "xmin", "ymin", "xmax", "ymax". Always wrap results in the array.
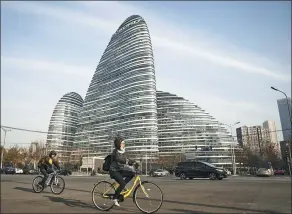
[
  {"xmin": 74, "ymin": 15, "xmax": 159, "ymax": 160},
  {"xmin": 277, "ymin": 98, "xmax": 292, "ymax": 141},
  {"xmin": 263, "ymin": 120, "xmax": 280, "ymax": 156},
  {"xmin": 157, "ymin": 91, "xmax": 233, "ymax": 167},
  {"xmin": 46, "ymin": 92, "xmax": 83, "ymax": 162}
]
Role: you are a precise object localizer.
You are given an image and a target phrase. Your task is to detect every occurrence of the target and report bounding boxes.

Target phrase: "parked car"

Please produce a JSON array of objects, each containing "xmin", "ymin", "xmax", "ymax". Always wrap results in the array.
[
  {"xmin": 225, "ymin": 169, "xmax": 232, "ymax": 175},
  {"xmin": 174, "ymin": 161, "xmax": 227, "ymax": 180},
  {"xmin": 15, "ymin": 168, "xmax": 23, "ymax": 174},
  {"xmin": 3, "ymin": 167, "xmax": 16, "ymax": 174},
  {"xmin": 59, "ymin": 169, "xmax": 72, "ymax": 176},
  {"xmin": 152, "ymin": 169, "xmax": 169, "ymax": 177},
  {"xmin": 256, "ymin": 168, "xmax": 273, "ymax": 177},
  {"xmin": 22, "ymin": 167, "xmax": 30, "ymax": 174},
  {"xmin": 273, "ymin": 169, "xmax": 285, "ymax": 175},
  {"xmin": 27, "ymin": 169, "xmax": 39, "ymax": 175},
  {"xmin": 149, "ymin": 169, "xmax": 155, "ymax": 176}
]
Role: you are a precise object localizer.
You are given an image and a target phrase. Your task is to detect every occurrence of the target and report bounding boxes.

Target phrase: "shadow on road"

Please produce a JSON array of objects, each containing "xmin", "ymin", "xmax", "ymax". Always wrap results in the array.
[
  {"xmin": 14, "ymin": 187, "xmax": 33, "ymax": 193},
  {"xmin": 43, "ymin": 196, "xmax": 138, "ymax": 212},
  {"xmin": 169, "ymin": 208, "xmax": 212, "ymax": 213},
  {"xmin": 43, "ymin": 196, "xmax": 97, "ymax": 210},
  {"xmin": 8, "ymin": 180, "xmax": 284, "ymax": 214}
]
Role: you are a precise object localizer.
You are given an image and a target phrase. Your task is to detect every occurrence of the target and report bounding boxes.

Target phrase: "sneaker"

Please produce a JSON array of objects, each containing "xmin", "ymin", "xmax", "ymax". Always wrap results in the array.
[{"xmin": 113, "ymin": 199, "xmax": 120, "ymax": 207}]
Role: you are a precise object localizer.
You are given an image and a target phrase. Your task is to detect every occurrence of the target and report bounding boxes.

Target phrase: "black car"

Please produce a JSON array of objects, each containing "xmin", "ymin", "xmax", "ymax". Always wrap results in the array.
[
  {"xmin": 59, "ymin": 169, "xmax": 72, "ymax": 176},
  {"xmin": 174, "ymin": 161, "xmax": 227, "ymax": 180},
  {"xmin": 3, "ymin": 167, "xmax": 16, "ymax": 174}
]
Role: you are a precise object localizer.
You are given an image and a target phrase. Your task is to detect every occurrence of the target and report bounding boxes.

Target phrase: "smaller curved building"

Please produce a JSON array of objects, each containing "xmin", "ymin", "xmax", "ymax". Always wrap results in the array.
[
  {"xmin": 157, "ymin": 91, "xmax": 234, "ymax": 167},
  {"xmin": 46, "ymin": 92, "xmax": 83, "ymax": 163}
]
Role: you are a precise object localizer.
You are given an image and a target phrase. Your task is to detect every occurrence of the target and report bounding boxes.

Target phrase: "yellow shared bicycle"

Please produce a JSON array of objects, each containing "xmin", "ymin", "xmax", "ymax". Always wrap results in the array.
[{"xmin": 91, "ymin": 167, "xmax": 163, "ymax": 213}]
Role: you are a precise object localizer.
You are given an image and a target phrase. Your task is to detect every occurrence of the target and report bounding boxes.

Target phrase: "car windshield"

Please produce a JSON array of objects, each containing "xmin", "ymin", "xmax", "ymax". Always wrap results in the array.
[
  {"xmin": 201, "ymin": 162, "xmax": 216, "ymax": 168},
  {"xmin": 155, "ymin": 169, "xmax": 163, "ymax": 172},
  {"xmin": 258, "ymin": 168, "xmax": 267, "ymax": 170}
]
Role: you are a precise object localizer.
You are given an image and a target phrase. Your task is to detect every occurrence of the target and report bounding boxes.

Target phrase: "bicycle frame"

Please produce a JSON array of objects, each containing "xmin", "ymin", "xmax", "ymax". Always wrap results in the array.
[
  {"xmin": 46, "ymin": 172, "xmax": 58, "ymax": 186},
  {"xmin": 103, "ymin": 175, "xmax": 149, "ymax": 199}
]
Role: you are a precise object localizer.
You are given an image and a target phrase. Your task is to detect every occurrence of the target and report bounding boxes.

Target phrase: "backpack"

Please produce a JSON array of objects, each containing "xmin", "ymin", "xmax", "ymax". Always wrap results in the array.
[
  {"xmin": 102, "ymin": 155, "xmax": 112, "ymax": 172},
  {"xmin": 37, "ymin": 156, "xmax": 45, "ymax": 168}
]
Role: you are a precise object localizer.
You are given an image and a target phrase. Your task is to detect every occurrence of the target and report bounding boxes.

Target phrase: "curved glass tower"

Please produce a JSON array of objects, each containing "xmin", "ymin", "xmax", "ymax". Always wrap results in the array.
[
  {"xmin": 46, "ymin": 92, "xmax": 83, "ymax": 162},
  {"xmin": 74, "ymin": 15, "xmax": 158, "ymax": 159},
  {"xmin": 157, "ymin": 91, "xmax": 233, "ymax": 167}
]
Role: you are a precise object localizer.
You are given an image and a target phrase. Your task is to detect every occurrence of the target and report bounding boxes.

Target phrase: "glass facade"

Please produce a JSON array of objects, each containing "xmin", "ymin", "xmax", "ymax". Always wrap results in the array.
[
  {"xmin": 157, "ymin": 91, "xmax": 233, "ymax": 167},
  {"xmin": 73, "ymin": 15, "xmax": 158, "ymax": 159},
  {"xmin": 46, "ymin": 92, "xmax": 83, "ymax": 162},
  {"xmin": 277, "ymin": 98, "xmax": 292, "ymax": 141}
]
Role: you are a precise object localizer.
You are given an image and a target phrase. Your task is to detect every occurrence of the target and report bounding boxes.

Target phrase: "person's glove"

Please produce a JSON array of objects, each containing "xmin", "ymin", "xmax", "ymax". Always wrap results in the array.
[{"xmin": 128, "ymin": 159, "xmax": 135, "ymax": 166}]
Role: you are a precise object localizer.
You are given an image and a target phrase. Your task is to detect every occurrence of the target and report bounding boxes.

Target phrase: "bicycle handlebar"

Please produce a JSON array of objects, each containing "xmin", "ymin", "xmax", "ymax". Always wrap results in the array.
[{"xmin": 49, "ymin": 170, "xmax": 60, "ymax": 175}]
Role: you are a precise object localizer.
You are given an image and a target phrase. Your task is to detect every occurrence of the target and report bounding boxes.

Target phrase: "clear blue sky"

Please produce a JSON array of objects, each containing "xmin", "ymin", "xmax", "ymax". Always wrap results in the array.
[{"xmin": 1, "ymin": 1, "xmax": 291, "ymax": 146}]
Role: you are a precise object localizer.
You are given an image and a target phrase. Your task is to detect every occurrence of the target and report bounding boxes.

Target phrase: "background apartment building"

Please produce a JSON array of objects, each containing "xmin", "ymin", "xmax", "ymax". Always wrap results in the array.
[
  {"xmin": 236, "ymin": 125, "xmax": 271, "ymax": 154},
  {"xmin": 263, "ymin": 120, "xmax": 281, "ymax": 157}
]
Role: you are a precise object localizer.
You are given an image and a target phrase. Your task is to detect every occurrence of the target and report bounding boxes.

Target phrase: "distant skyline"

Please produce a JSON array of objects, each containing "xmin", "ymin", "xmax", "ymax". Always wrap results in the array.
[{"xmin": 1, "ymin": 1, "xmax": 291, "ymax": 146}]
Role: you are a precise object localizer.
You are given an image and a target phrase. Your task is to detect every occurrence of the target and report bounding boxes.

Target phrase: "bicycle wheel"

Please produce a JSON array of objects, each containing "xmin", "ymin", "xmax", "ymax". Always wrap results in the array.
[
  {"xmin": 32, "ymin": 175, "xmax": 44, "ymax": 193},
  {"xmin": 50, "ymin": 175, "xmax": 65, "ymax": 195},
  {"xmin": 133, "ymin": 181, "xmax": 163, "ymax": 214},
  {"xmin": 92, "ymin": 180, "xmax": 115, "ymax": 211}
]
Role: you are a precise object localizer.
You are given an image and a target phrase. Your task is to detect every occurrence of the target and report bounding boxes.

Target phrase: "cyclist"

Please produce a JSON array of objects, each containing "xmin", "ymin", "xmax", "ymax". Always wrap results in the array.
[
  {"xmin": 37, "ymin": 150, "xmax": 60, "ymax": 188},
  {"xmin": 109, "ymin": 136, "xmax": 135, "ymax": 207}
]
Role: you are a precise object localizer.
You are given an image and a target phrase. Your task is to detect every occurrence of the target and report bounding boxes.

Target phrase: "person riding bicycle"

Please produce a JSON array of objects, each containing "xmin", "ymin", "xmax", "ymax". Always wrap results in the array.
[
  {"xmin": 37, "ymin": 150, "xmax": 60, "ymax": 187},
  {"xmin": 109, "ymin": 136, "xmax": 135, "ymax": 207}
]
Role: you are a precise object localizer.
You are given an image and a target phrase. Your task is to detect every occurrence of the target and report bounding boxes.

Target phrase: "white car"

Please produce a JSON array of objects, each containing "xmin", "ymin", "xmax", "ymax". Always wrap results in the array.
[
  {"xmin": 15, "ymin": 168, "xmax": 23, "ymax": 174},
  {"xmin": 225, "ymin": 169, "xmax": 231, "ymax": 175},
  {"xmin": 153, "ymin": 169, "xmax": 169, "ymax": 177},
  {"xmin": 256, "ymin": 168, "xmax": 273, "ymax": 177}
]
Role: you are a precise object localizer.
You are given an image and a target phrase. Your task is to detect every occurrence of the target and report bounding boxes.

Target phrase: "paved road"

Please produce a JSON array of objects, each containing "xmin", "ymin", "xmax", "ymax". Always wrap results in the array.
[{"xmin": 1, "ymin": 175, "xmax": 291, "ymax": 213}]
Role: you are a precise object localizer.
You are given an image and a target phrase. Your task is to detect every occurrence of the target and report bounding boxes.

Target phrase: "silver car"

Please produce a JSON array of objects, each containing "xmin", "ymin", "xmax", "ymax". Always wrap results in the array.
[
  {"xmin": 153, "ymin": 169, "xmax": 169, "ymax": 177},
  {"xmin": 256, "ymin": 168, "xmax": 272, "ymax": 177}
]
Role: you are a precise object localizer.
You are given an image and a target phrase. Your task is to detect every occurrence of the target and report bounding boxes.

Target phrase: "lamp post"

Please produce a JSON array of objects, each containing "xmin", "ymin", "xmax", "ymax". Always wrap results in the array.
[
  {"xmin": 1, "ymin": 127, "xmax": 11, "ymax": 169},
  {"xmin": 271, "ymin": 86, "xmax": 292, "ymax": 176},
  {"xmin": 87, "ymin": 134, "xmax": 90, "ymax": 175},
  {"xmin": 222, "ymin": 122, "xmax": 240, "ymax": 175}
]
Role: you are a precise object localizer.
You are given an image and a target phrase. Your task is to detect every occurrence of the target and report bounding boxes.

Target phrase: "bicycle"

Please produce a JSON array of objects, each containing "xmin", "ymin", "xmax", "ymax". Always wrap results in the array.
[
  {"xmin": 32, "ymin": 170, "xmax": 65, "ymax": 194},
  {"xmin": 91, "ymin": 165, "xmax": 163, "ymax": 213}
]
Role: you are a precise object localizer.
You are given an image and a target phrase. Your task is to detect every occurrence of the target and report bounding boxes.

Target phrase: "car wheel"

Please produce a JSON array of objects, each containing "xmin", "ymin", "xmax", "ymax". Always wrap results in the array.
[
  {"xmin": 209, "ymin": 172, "xmax": 216, "ymax": 180},
  {"xmin": 180, "ymin": 173, "xmax": 186, "ymax": 180},
  {"xmin": 189, "ymin": 177, "xmax": 193, "ymax": 180},
  {"xmin": 218, "ymin": 177, "xmax": 223, "ymax": 180}
]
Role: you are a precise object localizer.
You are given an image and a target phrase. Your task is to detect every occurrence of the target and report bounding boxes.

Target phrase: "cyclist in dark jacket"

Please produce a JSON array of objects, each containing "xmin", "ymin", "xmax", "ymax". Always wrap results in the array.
[
  {"xmin": 38, "ymin": 150, "xmax": 60, "ymax": 187},
  {"xmin": 109, "ymin": 136, "xmax": 135, "ymax": 207}
]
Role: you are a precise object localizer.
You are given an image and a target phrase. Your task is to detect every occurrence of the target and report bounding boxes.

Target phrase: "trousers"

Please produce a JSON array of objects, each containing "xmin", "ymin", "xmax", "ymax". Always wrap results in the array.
[
  {"xmin": 109, "ymin": 170, "xmax": 135, "ymax": 200},
  {"xmin": 39, "ymin": 165, "xmax": 54, "ymax": 186}
]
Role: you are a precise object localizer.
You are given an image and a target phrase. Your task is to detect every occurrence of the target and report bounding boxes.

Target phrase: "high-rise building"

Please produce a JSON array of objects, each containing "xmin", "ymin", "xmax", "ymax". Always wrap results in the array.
[
  {"xmin": 236, "ymin": 126, "xmax": 249, "ymax": 148},
  {"xmin": 46, "ymin": 92, "xmax": 83, "ymax": 162},
  {"xmin": 157, "ymin": 91, "xmax": 234, "ymax": 167},
  {"xmin": 236, "ymin": 125, "xmax": 270, "ymax": 154},
  {"xmin": 46, "ymin": 15, "xmax": 245, "ymax": 169},
  {"xmin": 263, "ymin": 120, "xmax": 280, "ymax": 156},
  {"xmin": 277, "ymin": 98, "xmax": 292, "ymax": 141},
  {"xmin": 73, "ymin": 15, "xmax": 158, "ymax": 160}
]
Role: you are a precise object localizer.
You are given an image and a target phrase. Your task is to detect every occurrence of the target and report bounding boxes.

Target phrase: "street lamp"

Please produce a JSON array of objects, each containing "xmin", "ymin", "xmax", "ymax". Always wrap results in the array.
[
  {"xmin": 1, "ymin": 127, "xmax": 11, "ymax": 169},
  {"xmin": 222, "ymin": 122, "xmax": 240, "ymax": 175},
  {"xmin": 271, "ymin": 86, "xmax": 292, "ymax": 177},
  {"xmin": 271, "ymin": 86, "xmax": 292, "ymax": 133}
]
